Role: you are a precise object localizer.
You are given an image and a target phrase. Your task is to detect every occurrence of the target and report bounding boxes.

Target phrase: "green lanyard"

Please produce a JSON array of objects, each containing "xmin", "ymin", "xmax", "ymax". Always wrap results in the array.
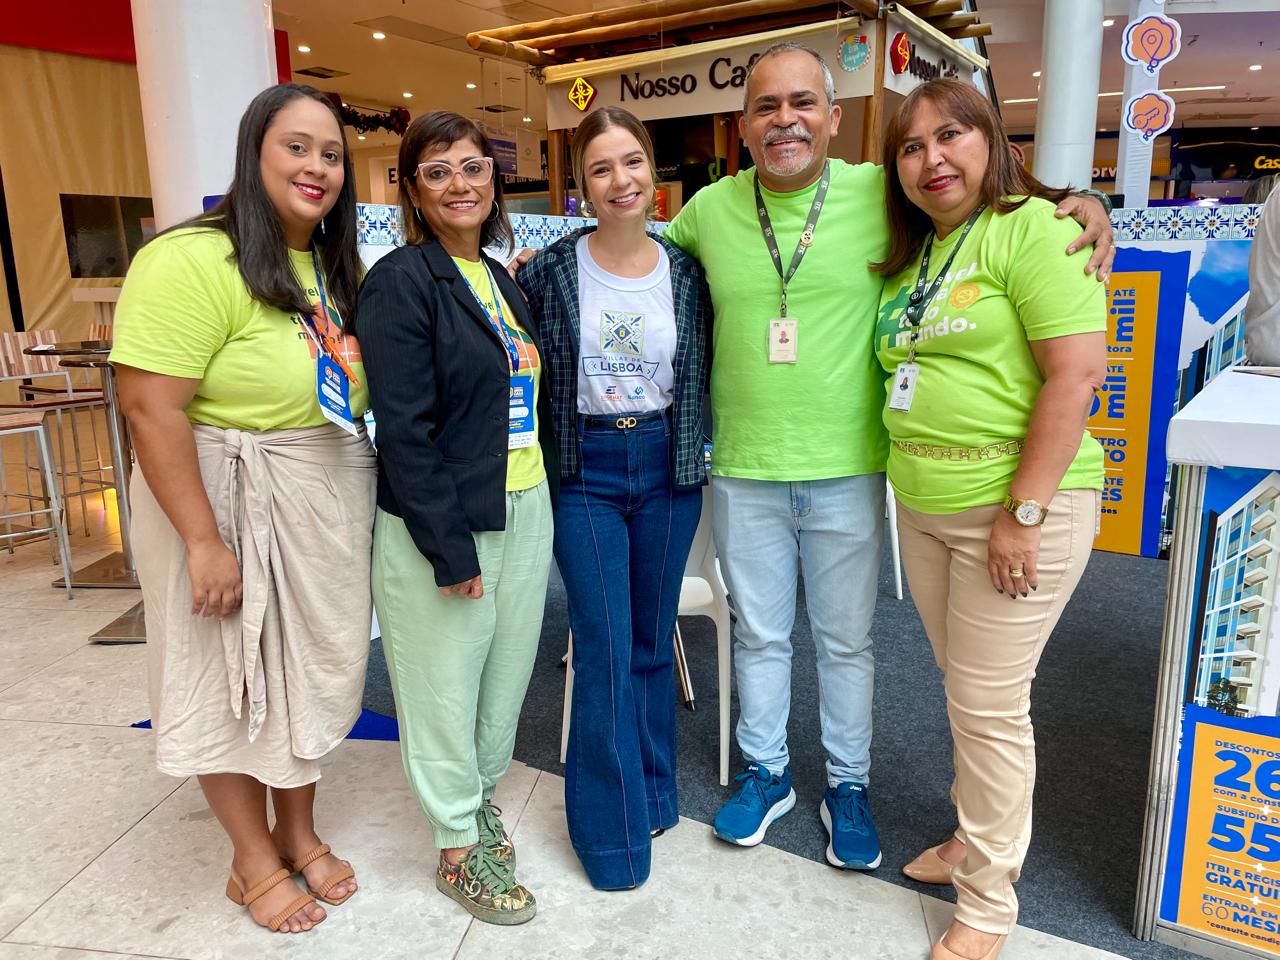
[
  {"xmin": 904, "ymin": 205, "xmax": 986, "ymax": 363},
  {"xmin": 753, "ymin": 162, "xmax": 830, "ymax": 318}
]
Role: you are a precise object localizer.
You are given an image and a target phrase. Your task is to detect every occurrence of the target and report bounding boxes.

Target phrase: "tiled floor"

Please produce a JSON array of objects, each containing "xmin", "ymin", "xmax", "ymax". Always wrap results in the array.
[{"xmin": 0, "ymin": 449, "xmax": 1137, "ymax": 960}]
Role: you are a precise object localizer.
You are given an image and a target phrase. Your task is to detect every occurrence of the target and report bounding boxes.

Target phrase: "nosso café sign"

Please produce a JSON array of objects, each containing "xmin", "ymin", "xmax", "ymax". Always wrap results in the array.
[{"xmin": 546, "ymin": 23, "xmax": 878, "ymax": 130}]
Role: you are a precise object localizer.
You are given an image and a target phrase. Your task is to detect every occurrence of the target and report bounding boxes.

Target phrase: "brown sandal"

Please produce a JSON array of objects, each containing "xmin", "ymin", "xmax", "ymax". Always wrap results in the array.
[
  {"xmin": 225, "ymin": 867, "xmax": 318, "ymax": 932},
  {"xmin": 288, "ymin": 843, "xmax": 357, "ymax": 905}
]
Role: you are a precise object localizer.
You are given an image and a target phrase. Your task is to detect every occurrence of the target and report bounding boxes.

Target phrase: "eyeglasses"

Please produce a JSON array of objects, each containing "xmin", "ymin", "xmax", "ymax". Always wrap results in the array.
[{"xmin": 416, "ymin": 157, "xmax": 495, "ymax": 190}]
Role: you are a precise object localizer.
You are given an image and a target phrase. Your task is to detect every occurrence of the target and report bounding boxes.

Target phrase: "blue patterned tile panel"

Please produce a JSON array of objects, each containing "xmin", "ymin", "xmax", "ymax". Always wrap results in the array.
[{"xmin": 1111, "ymin": 204, "xmax": 1261, "ymax": 241}]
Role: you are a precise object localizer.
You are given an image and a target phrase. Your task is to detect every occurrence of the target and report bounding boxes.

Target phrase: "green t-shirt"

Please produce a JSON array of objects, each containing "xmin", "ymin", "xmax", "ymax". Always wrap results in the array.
[
  {"xmin": 451, "ymin": 256, "xmax": 545, "ymax": 493},
  {"xmin": 874, "ymin": 198, "xmax": 1106, "ymax": 514},
  {"xmin": 663, "ymin": 160, "xmax": 891, "ymax": 481},
  {"xmin": 110, "ymin": 227, "xmax": 369, "ymax": 431}
]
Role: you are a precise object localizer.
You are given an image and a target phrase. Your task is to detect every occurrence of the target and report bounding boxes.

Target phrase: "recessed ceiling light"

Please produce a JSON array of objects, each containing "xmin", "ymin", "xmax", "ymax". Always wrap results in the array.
[
  {"xmin": 1250, "ymin": 64, "xmax": 1263, "ymax": 71},
  {"xmin": 372, "ymin": 32, "xmax": 386, "ymax": 40},
  {"xmin": 522, "ymin": 116, "xmax": 533, "ymax": 123},
  {"xmin": 1253, "ymin": 126, "xmax": 1261, "ymax": 130},
  {"xmin": 357, "ymin": 135, "xmax": 366, "ymax": 141},
  {"xmin": 1103, "ymin": 19, "xmax": 1115, "ymax": 27},
  {"xmin": 1099, "ymin": 127, "xmax": 1107, "ymax": 131},
  {"xmin": 297, "ymin": 45, "xmax": 310, "ymax": 53},
  {"xmin": 466, "ymin": 83, "xmax": 477, "ymax": 90},
  {"xmin": 403, "ymin": 91, "xmax": 413, "ymax": 98},
  {"xmin": 1032, "ymin": 70, "xmax": 1041, "ymax": 78}
]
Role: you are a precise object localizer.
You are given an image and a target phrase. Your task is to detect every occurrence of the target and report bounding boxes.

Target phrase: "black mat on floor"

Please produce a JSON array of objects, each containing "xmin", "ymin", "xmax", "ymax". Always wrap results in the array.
[{"xmin": 363, "ymin": 547, "xmax": 1186, "ymax": 959}]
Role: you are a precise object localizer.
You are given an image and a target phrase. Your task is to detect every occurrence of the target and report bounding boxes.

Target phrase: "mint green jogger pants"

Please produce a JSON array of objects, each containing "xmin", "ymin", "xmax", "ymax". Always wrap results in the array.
[{"xmin": 371, "ymin": 482, "xmax": 552, "ymax": 850}]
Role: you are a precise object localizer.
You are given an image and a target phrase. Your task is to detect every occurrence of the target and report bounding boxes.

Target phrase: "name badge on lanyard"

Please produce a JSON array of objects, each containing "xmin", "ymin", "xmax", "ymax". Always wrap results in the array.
[
  {"xmin": 303, "ymin": 248, "xmax": 359, "ymax": 436},
  {"xmin": 755, "ymin": 163, "xmax": 829, "ymax": 365},
  {"xmin": 460, "ymin": 261, "xmax": 535, "ymax": 450}
]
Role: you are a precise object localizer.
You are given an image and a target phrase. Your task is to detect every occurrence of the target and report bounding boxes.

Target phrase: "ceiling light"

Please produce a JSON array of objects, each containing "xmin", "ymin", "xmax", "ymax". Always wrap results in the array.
[
  {"xmin": 522, "ymin": 116, "xmax": 533, "ymax": 123},
  {"xmin": 372, "ymin": 32, "xmax": 386, "ymax": 40},
  {"xmin": 1099, "ymin": 127, "xmax": 1107, "ymax": 131},
  {"xmin": 466, "ymin": 82, "xmax": 477, "ymax": 90},
  {"xmin": 1003, "ymin": 84, "xmax": 1226, "ymax": 105},
  {"xmin": 1253, "ymin": 126, "xmax": 1261, "ymax": 131},
  {"xmin": 297, "ymin": 45, "xmax": 310, "ymax": 53},
  {"xmin": 403, "ymin": 91, "xmax": 413, "ymax": 98},
  {"xmin": 1103, "ymin": 19, "xmax": 1115, "ymax": 27},
  {"xmin": 1032, "ymin": 70, "xmax": 1041, "ymax": 78},
  {"xmin": 1249, "ymin": 64, "xmax": 1263, "ymax": 71},
  {"xmin": 357, "ymin": 135, "xmax": 366, "ymax": 141}
]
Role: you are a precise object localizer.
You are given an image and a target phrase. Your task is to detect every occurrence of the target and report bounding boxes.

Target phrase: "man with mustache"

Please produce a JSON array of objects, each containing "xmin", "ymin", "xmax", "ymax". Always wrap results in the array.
[{"xmin": 661, "ymin": 42, "xmax": 1114, "ymax": 868}]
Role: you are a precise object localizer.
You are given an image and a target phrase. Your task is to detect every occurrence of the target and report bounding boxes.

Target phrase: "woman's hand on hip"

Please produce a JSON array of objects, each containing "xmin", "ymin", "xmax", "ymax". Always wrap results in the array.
[
  {"xmin": 987, "ymin": 511, "xmax": 1040, "ymax": 598},
  {"xmin": 187, "ymin": 539, "xmax": 243, "ymax": 618},
  {"xmin": 440, "ymin": 576, "xmax": 484, "ymax": 600}
]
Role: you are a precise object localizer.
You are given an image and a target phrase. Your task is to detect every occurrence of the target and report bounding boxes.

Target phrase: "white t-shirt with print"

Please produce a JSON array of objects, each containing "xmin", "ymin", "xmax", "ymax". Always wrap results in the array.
[{"xmin": 575, "ymin": 234, "xmax": 676, "ymax": 415}]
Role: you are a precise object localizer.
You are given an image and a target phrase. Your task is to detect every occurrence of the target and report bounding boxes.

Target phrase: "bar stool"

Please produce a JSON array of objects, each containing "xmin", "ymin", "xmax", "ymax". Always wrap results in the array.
[
  {"xmin": 0, "ymin": 331, "xmax": 112, "ymax": 535},
  {"xmin": 0, "ymin": 411, "xmax": 74, "ymax": 597}
]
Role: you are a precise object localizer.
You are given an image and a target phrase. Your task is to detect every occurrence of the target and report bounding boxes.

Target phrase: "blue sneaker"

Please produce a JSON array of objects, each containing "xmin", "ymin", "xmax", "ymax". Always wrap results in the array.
[
  {"xmin": 713, "ymin": 763, "xmax": 796, "ymax": 846},
  {"xmin": 820, "ymin": 782, "xmax": 882, "ymax": 869}
]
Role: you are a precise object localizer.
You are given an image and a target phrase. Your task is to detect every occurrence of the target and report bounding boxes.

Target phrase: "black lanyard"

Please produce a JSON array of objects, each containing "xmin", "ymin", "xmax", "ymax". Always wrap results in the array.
[
  {"xmin": 904, "ymin": 205, "xmax": 986, "ymax": 362},
  {"xmin": 753, "ymin": 161, "xmax": 830, "ymax": 318}
]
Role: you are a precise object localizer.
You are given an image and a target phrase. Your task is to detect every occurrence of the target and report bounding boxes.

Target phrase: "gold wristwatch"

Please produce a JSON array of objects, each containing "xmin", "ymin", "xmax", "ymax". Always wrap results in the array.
[{"xmin": 1003, "ymin": 495, "xmax": 1048, "ymax": 527}]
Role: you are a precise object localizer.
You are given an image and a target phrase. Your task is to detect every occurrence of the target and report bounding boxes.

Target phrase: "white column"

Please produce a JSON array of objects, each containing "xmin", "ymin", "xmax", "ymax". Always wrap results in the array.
[
  {"xmin": 132, "ymin": 0, "xmax": 277, "ymax": 229},
  {"xmin": 1115, "ymin": 0, "xmax": 1167, "ymax": 208},
  {"xmin": 1032, "ymin": 0, "xmax": 1104, "ymax": 191}
]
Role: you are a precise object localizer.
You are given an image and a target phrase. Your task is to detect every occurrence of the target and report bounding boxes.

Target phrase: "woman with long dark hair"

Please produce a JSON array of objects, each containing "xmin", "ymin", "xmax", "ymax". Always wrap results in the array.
[
  {"xmin": 516, "ymin": 106, "xmax": 710, "ymax": 890},
  {"xmin": 112, "ymin": 83, "xmax": 374, "ymax": 934},
  {"xmin": 358, "ymin": 111, "xmax": 555, "ymax": 925},
  {"xmin": 872, "ymin": 78, "xmax": 1106, "ymax": 960}
]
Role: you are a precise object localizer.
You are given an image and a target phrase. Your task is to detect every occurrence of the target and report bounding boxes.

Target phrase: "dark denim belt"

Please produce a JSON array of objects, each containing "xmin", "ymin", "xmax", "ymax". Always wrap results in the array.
[{"xmin": 581, "ymin": 409, "xmax": 667, "ymax": 430}]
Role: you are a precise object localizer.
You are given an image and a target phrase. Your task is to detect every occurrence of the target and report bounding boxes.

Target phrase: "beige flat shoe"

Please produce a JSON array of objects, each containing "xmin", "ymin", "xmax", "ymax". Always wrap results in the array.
[
  {"xmin": 931, "ymin": 933, "xmax": 1006, "ymax": 960},
  {"xmin": 225, "ymin": 867, "xmax": 318, "ymax": 933},
  {"xmin": 903, "ymin": 843, "xmax": 958, "ymax": 885}
]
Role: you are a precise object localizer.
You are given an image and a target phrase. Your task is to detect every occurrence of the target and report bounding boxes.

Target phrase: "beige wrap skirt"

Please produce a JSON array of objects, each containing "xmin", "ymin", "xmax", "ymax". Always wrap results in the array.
[{"xmin": 131, "ymin": 422, "xmax": 377, "ymax": 788}]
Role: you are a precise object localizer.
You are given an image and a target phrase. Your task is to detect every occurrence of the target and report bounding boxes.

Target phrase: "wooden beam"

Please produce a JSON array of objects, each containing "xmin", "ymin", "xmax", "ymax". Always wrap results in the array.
[
  {"xmin": 948, "ymin": 23, "xmax": 993, "ymax": 39},
  {"xmin": 927, "ymin": 12, "xmax": 979, "ymax": 31},
  {"xmin": 480, "ymin": 0, "xmax": 879, "ymax": 44},
  {"xmin": 552, "ymin": 9, "xmax": 852, "ymax": 59},
  {"xmin": 466, "ymin": 33, "xmax": 559, "ymax": 66},
  {"xmin": 899, "ymin": 0, "xmax": 962, "ymax": 15},
  {"xmin": 548, "ymin": 128, "xmax": 567, "ymax": 215},
  {"xmin": 861, "ymin": 15, "xmax": 888, "ymax": 165},
  {"xmin": 524, "ymin": 0, "xmax": 861, "ymax": 52}
]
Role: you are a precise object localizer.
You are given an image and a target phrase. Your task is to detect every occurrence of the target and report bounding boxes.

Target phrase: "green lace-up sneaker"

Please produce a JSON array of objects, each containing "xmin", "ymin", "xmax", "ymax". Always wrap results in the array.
[
  {"xmin": 436, "ymin": 843, "xmax": 536, "ymax": 925},
  {"xmin": 477, "ymin": 799, "xmax": 516, "ymax": 866}
]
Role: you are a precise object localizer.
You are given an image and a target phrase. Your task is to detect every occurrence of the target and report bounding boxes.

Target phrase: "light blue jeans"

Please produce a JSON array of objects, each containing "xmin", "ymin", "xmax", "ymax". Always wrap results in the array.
[{"xmin": 712, "ymin": 474, "xmax": 884, "ymax": 786}]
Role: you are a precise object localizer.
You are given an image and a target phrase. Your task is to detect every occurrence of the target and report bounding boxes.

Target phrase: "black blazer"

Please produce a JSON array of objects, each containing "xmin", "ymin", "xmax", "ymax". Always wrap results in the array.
[{"xmin": 357, "ymin": 237, "xmax": 557, "ymax": 587}]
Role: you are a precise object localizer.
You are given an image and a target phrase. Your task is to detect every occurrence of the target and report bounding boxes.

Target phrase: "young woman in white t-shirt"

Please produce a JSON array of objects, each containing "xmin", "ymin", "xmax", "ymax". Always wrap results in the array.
[{"xmin": 518, "ymin": 107, "xmax": 712, "ymax": 890}]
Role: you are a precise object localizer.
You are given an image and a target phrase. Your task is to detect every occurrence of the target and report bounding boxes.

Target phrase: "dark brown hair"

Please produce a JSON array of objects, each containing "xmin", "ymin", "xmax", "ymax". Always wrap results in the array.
[
  {"xmin": 873, "ymin": 78, "xmax": 1072, "ymax": 277},
  {"xmin": 397, "ymin": 110, "xmax": 514, "ymax": 251},
  {"xmin": 570, "ymin": 106, "xmax": 659, "ymax": 217}
]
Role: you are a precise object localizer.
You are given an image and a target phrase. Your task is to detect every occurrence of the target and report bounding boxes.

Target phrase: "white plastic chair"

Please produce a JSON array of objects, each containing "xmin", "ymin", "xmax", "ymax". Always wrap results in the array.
[
  {"xmin": 886, "ymin": 478, "xmax": 903, "ymax": 600},
  {"xmin": 559, "ymin": 480, "xmax": 734, "ymax": 786}
]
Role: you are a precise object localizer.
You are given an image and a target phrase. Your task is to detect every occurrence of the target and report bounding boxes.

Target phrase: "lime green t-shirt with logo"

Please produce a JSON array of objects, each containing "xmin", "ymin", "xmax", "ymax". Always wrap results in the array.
[
  {"xmin": 451, "ymin": 256, "xmax": 546, "ymax": 493},
  {"xmin": 663, "ymin": 160, "xmax": 891, "ymax": 481},
  {"xmin": 110, "ymin": 227, "xmax": 369, "ymax": 431},
  {"xmin": 874, "ymin": 198, "xmax": 1106, "ymax": 514}
]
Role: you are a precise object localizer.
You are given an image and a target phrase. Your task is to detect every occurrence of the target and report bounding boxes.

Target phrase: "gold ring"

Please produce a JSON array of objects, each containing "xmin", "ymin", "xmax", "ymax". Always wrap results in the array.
[{"xmin": 1010, "ymin": 568, "xmax": 1024, "ymax": 578}]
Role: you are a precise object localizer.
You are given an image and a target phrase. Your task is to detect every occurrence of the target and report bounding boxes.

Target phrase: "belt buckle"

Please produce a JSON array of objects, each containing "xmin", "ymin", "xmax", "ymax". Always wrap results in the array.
[{"xmin": 616, "ymin": 416, "xmax": 637, "ymax": 429}]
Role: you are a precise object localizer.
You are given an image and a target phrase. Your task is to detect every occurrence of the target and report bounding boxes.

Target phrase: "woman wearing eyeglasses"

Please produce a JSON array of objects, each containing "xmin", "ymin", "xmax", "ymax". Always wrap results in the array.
[{"xmin": 357, "ymin": 111, "xmax": 555, "ymax": 925}]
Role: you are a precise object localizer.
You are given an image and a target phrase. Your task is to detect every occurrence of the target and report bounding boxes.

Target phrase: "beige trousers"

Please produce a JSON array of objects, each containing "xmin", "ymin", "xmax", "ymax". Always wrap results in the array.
[{"xmin": 896, "ymin": 488, "xmax": 1097, "ymax": 934}]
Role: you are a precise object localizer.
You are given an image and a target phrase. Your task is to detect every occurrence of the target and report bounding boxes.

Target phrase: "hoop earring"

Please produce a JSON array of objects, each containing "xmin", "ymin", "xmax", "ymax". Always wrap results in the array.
[{"xmin": 486, "ymin": 203, "xmax": 501, "ymax": 223}]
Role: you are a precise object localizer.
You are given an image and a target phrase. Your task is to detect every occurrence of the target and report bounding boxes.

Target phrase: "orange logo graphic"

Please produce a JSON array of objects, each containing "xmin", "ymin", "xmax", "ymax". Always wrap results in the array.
[
  {"xmin": 1122, "ymin": 14, "xmax": 1181, "ymax": 74},
  {"xmin": 567, "ymin": 77, "xmax": 597, "ymax": 112},
  {"xmin": 1125, "ymin": 92, "xmax": 1175, "ymax": 142},
  {"xmin": 889, "ymin": 32, "xmax": 911, "ymax": 75},
  {"xmin": 949, "ymin": 282, "xmax": 981, "ymax": 310}
]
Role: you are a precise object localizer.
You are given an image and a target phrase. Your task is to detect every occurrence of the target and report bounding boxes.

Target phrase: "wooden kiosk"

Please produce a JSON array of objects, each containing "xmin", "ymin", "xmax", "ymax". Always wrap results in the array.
[{"xmin": 467, "ymin": 0, "xmax": 992, "ymax": 215}]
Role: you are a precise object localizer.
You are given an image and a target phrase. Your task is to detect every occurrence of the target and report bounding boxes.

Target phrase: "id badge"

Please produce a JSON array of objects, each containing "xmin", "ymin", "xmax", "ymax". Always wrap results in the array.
[
  {"xmin": 316, "ymin": 354, "xmax": 358, "ymax": 435},
  {"xmin": 887, "ymin": 362, "xmax": 920, "ymax": 413},
  {"xmin": 768, "ymin": 318, "xmax": 797, "ymax": 363},
  {"xmin": 508, "ymin": 373, "xmax": 536, "ymax": 449}
]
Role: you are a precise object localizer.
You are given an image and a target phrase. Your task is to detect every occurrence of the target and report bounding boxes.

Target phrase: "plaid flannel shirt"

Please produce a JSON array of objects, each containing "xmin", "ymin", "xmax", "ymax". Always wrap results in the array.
[{"xmin": 517, "ymin": 227, "xmax": 711, "ymax": 489}]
